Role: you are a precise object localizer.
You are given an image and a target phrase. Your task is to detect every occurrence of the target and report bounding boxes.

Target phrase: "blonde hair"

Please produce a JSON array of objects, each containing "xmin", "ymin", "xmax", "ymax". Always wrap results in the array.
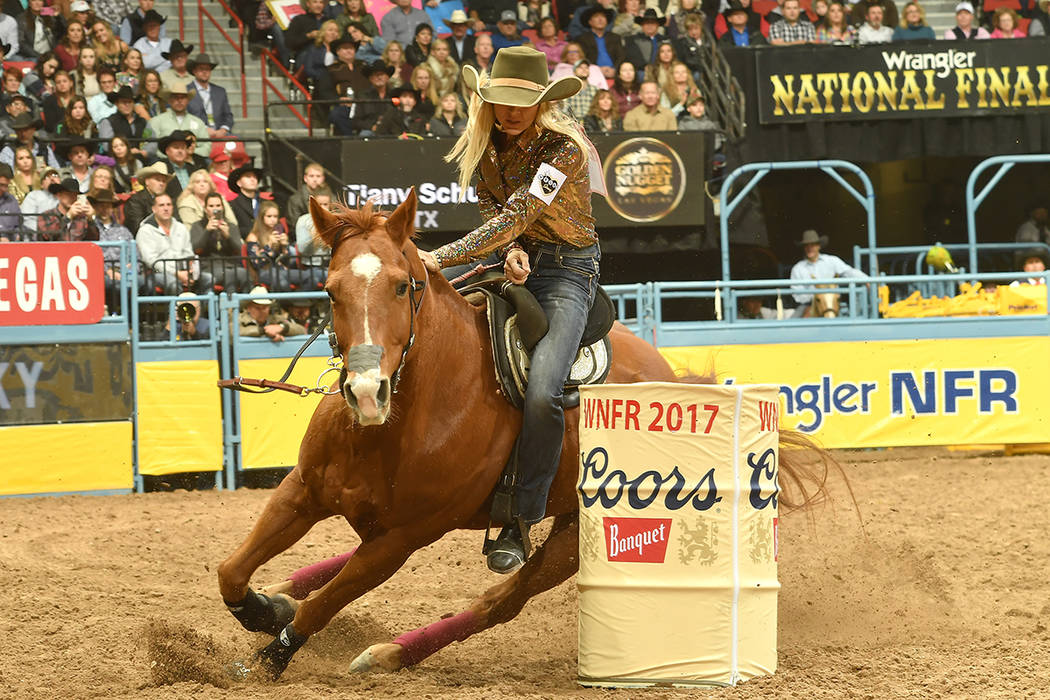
[
  {"xmin": 411, "ymin": 63, "xmax": 441, "ymax": 105},
  {"xmin": 446, "ymin": 84, "xmax": 591, "ymax": 195},
  {"xmin": 661, "ymin": 61, "xmax": 699, "ymax": 105},
  {"xmin": 177, "ymin": 168, "xmax": 215, "ymax": 208},
  {"xmin": 899, "ymin": 1, "xmax": 927, "ymax": 26},
  {"xmin": 249, "ymin": 200, "xmax": 281, "ymax": 248}
]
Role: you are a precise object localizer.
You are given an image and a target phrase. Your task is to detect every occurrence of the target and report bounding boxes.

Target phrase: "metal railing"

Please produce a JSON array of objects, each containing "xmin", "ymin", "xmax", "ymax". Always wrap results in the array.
[
  {"xmin": 698, "ymin": 22, "xmax": 747, "ymax": 142},
  {"xmin": 966, "ymin": 154, "xmax": 1050, "ymax": 274},
  {"xmin": 197, "ymin": 0, "xmax": 249, "ymax": 120},
  {"xmin": 261, "ymin": 49, "xmax": 312, "ymax": 130}
]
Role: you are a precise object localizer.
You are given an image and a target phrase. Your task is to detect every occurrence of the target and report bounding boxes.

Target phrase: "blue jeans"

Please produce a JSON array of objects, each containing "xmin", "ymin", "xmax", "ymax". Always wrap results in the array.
[{"xmin": 515, "ymin": 242, "xmax": 599, "ymax": 523}]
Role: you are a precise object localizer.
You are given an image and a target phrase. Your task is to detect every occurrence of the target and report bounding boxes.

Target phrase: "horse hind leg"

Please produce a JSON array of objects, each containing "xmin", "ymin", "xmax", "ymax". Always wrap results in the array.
[{"xmin": 350, "ymin": 512, "xmax": 580, "ymax": 673}]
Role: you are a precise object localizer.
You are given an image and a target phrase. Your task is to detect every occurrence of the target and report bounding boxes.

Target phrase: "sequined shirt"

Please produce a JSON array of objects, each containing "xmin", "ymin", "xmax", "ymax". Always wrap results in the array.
[{"xmin": 432, "ymin": 125, "xmax": 598, "ymax": 268}]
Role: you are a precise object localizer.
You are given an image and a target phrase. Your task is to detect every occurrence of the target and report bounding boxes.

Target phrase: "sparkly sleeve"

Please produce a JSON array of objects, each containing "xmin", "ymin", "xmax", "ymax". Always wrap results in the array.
[
  {"xmin": 432, "ymin": 138, "xmax": 584, "ymax": 268},
  {"xmin": 477, "ymin": 177, "xmax": 500, "ymax": 222}
]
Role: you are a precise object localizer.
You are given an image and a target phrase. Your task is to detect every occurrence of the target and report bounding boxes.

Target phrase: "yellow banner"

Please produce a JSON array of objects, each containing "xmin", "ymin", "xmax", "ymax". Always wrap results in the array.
[
  {"xmin": 238, "ymin": 357, "xmax": 331, "ymax": 469},
  {"xmin": 136, "ymin": 361, "xmax": 224, "ymax": 476},
  {"xmin": 661, "ymin": 337, "xmax": 1050, "ymax": 449},
  {"xmin": 0, "ymin": 421, "xmax": 132, "ymax": 494}
]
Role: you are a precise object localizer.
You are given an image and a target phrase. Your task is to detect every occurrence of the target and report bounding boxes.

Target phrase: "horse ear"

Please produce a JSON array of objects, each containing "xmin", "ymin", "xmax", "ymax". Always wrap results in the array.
[
  {"xmin": 385, "ymin": 187, "xmax": 417, "ymax": 248},
  {"xmin": 310, "ymin": 196, "xmax": 342, "ymax": 249}
]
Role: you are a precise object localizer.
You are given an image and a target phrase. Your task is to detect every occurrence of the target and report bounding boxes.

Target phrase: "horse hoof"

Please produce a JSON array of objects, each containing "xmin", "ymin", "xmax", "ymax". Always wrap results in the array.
[
  {"xmin": 349, "ymin": 643, "xmax": 402, "ymax": 673},
  {"xmin": 226, "ymin": 659, "xmax": 253, "ymax": 681},
  {"xmin": 348, "ymin": 649, "xmax": 377, "ymax": 673}
]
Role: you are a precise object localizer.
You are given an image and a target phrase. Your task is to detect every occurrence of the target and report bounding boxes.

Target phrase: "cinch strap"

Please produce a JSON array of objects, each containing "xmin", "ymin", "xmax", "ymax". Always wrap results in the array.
[{"xmin": 487, "ymin": 77, "xmax": 545, "ymax": 92}]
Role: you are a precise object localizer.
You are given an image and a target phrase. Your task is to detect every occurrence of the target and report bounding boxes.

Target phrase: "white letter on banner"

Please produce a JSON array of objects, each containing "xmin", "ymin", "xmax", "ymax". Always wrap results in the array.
[
  {"xmin": 15, "ymin": 257, "xmax": 36, "ymax": 311},
  {"xmin": 15, "ymin": 362, "xmax": 42, "ymax": 409},
  {"xmin": 41, "ymin": 257, "xmax": 64, "ymax": 311},
  {"xmin": 0, "ymin": 257, "xmax": 8, "ymax": 312},
  {"xmin": 66, "ymin": 256, "xmax": 89, "ymax": 311}
]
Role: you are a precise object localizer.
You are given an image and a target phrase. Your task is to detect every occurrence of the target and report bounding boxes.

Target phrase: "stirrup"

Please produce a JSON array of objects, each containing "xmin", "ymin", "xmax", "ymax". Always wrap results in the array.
[{"xmin": 484, "ymin": 519, "xmax": 531, "ymax": 575}]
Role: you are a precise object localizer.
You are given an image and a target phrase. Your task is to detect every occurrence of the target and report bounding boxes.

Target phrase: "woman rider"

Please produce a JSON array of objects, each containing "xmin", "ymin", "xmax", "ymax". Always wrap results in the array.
[{"xmin": 418, "ymin": 46, "xmax": 600, "ymax": 575}]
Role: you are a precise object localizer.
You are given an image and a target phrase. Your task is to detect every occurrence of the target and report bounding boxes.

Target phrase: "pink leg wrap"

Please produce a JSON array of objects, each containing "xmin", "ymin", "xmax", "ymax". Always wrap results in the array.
[
  {"xmin": 286, "ymin": 548, "xmax": 358, "ymax": 600},
  {"xmin": 393, "ymin": 610, "xmax": 479, "ymax": 667}
]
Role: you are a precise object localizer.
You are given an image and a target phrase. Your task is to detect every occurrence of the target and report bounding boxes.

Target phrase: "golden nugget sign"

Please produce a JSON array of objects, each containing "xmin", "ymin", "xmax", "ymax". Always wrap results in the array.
[
  {"xmin": 756, "ymin": 40, "xmax": 1050, "ymax": 124},
  {"xmin": 602, "ymin": 138, "xmax": 687, "ymax": 223}
]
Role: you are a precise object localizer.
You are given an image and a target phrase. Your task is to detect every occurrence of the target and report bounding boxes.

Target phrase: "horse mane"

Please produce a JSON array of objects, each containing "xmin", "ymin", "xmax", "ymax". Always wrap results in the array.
[{"xmin": 315, "ymin": 200, "xmax": 419, "ymax": 253}]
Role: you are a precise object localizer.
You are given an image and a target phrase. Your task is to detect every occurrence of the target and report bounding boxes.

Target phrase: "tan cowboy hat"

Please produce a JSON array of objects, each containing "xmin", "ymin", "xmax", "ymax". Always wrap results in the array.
[
  {"xmin": 135, "ymin": 161, "xmax": 173, "ymax": 181},
  {"xmin": 797, "ymin": 229, "xmax": 828, "ymax": 247},
  {"xmin": 247, "ymin": 285, "xmax": 274, "ymax": 306},
  {"xmin": 443, "ymin": 9, "xmax": 469, "ymax": 26},
  {"xmin": 462, "ymin": 46, "xmax": 581, "ymax": 107}
]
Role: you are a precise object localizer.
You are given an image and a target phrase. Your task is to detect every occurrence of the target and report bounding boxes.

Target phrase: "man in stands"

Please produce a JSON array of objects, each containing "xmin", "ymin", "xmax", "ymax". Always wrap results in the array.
[
  {"xmin": 286, "ymin": 161, "xmax": 328, "ymax": 225},
  {"xmin": 158, "ymin": 39, "xmax": 194, "ymax": 91},
  {"xmin": 159, "ymin": 130, "xmax": 193, "ymax": 199},
  {"xmin": 492, "ymin": 10, "xmax": 527, "ymax": 53},
  {"xmin": 444, "ymin": 11, "xmax": 475, "ymax": 64},
  {"xmin": 1015, "ymin": 204, "xmax": 1049, "ymax": 246},
  {"xmin": 625, "ymin": 8, "xmax": 667, "ymax": 71},
  {"xmin": 790, "ymin": 229, "xmax": 866, "ymax": 308},
  {"xmin": 286, "ymin": 0, "xmax": 331, "ymax": 63},
  {"xmin": 89, "ymin": 187, "xmax": 136, "ymax": 304},
  {"xmin": 87, "ymin": 69, "xmax": 119, "ymax": 124},
  {"xmin": 120, "ymin": 0, "xmax": 167, "ymax": 44},
  {"xmin": 316, "ymin": 37, "xmax": 370, "ymax": 127},
  {"xmin": 0, "ymin": 164, "xmax": 20, "ymax": 240},
  {"xmin": 769, "ymin": 0, "xmax": 815, "ymax": 44},
  {"xmin": 578, "ymin": 4, "xmax": 623, "ymax": 80},
  {"xmin": 624, "ymin": 80, "xmax": 677, "ymax": 131},
  {"xmin": 383, "ymin": 0, "xmax": 432, "ymax": 45},
  {"xmin": 857, "ymin": 3, "xmax": 895, "ymax": 43},
  {"xmin": 137, "ymin": 192, "xmax": 210, "ymax": 294},
  {"xmin": 98, "ymin": 85, "xmax": 146, "ymax": 145},
  {"xmin": 0, "ymin": 113, "xmax": 59, "ymax": 170},
  {"xmin": 294, "ymin": 187, "xmax": 332, "ymax": 258},
  {"xmin": 191, "ymin": 191, "xmax": 248, "ymax": 292},
  {"xmin": 673, "ymin": 14, "xmax": 707, "ymax": 75},
  {"xmin": 133, "ymin": 9, "xmax": 173, "ymax": 71},
  {"xmin": 240, "ymin": 285, "xmax": 307, "ymax": 341},
  {"xmin": 374, "ymin": 86, "xmax": 427, "ymax": 137},
  {"xmin": 143, "ymin": 79, "xmax": 210, "ymax": 159},
  {"xmin": 349, "ymin": 60, "xmax": 394, "ymax": 136},
  {"xmin": 187, "ymin": 53, "xmax": 234, "ymax": 139},
  {"xmin": 21, "ymin": 168, "xmax": 59, "ymax": 232},
  {"xmin": 39, "ymin": 177, "xmax": 98, "ymax": 242},
  {"xmin": 0, "ymin": 95, "xmax": 37, "ymax": 137},
  {"xmin": 0, "ymin": 9, "xmax": 20, "ymax": 62},
  {"xmin": 229, "ymin": 161, "xmax": 265, "ymax": 233},
  {"xmin": 719, "ymin": 1, "xmax": 768, "ymax": 46},
  {"xmin": 944, "ymin": 1, "xmax": 989, "ymax": 38},
  {"xmin": 60, "ymin": 135, "xmax": 95, "ymax": 193},
  {"xmin": 851, "ymin": 0, "xmax": 898, "ymax": 28},
  {"xmin": 124, "ymin": 161, "xmax": 171, "ymax": 232}
]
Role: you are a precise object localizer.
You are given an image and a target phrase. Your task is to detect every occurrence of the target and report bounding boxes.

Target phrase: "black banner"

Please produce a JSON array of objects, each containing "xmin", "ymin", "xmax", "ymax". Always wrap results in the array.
[
  {"xmin": 0, "ymin": 342, "xmax": 132, "ymax": 425},
  {"xmin": 755, "ymin": 39, "xmax": 1050, "ymax": 124},
  {"xmin": 334, "ymin": 132, "xmax": 704, "ymax": 234}
]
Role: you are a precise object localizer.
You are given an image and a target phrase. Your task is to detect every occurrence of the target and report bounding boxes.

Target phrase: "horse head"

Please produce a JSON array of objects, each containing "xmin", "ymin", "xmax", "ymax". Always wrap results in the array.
[{"xmin": 311, "ymin": 189, "xmax": 426, "ymax": 425}]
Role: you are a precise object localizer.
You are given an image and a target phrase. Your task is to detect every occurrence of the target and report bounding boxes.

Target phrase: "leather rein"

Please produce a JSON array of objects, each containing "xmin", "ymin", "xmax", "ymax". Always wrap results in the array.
[{"xmin": 217, "ymin": 251, "xmax": 429, "ymax": 397}]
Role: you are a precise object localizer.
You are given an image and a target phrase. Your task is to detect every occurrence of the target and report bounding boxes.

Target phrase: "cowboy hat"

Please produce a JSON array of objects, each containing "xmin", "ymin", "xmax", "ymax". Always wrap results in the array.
[
  {"xmin": 57, "ymin": 134, "xmax": 93, "ymax": 161},
  {"xmin": 462, "ymin": 46, "xmax": 581, "ymax": 107},
  {"xmin": 106, "ymin": 85, "xmax": 136, "ymax": 103},
  {"xmin": 247, "ymin": 285, "xmax": 274, "ymax": 306},
  {"xmin": 141, "ymin": 9, "xmax": 166, "ymax": 25},
  {"xmin": 159, "ymin": 129, "xmax": 192, "ymax": 152},
  {"xmin": 443, "ymin": 9, "xmax": 470, "ymax": 26},
  {"xmin": 363, "ymin": 60, "xmax": 396, "ymax": 78},
  {"xmin": 167, "ymin": 79, "xmax": 191, "ymax": 95},
  {"xmin": 8, "ymin": 113, "xmax": 42, "ymax": 130},
  {"xmin": 331, "ymin": 35, "xmax": 359, "ymax": 51},
  {"xmin": 580, "ymin": 4, "xmax": 616, "ymax": 26},
  {"xmin": 796, "ymin": 229, "xmax": 828, "ymax": 246},
  {"xmin": 161, "ymin": 39, "xmax": 194, "ymax": 59},
  {"xmin": 229, "ymin": 162, "xmax": 265, "ymax": 195},
  {"xmin": 392, "ymin": 85, "xmax": 420, "ymax": 101},
  {"xmin": 87, "ymin": 188, "xmax": 118, "ymax": 204},
  {"xmin": 48, "ymin": 177, "xmax": 81, "ymax": 195},
  {"xmin": 187, "ymin": 52, "xmax": 219, "ymax": 71},
  {"xmin": 635, "ymin": 7, "xmax": 667, "ymax": 24},
  {"xmin": 135, "ymin": 161, "xmax": 173, "ymax": 181}
]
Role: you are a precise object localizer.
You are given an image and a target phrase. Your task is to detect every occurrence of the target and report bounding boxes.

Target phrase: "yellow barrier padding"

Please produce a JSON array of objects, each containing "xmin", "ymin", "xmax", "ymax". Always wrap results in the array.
[
  {"xmin": 0, "ymin": 421, "xmax": 133, "ymax": 494},
  {"xmin": 661, "ymin": 337, "xmax": 1050, "ymax": 449},
  {"xmin": 1004, "ymin": 443, "xmax": 1050, "ymax": 456},
  {"xmin": 238, "ymin": 356, "xmax": 331, "ymax": 469},
  {"xmin": 879, "ymin": 282, "xmax": 1048, "ymax": 318},
  {"xmin": 136, "ymin": 361, "xmax": 223, "ymax": 476}
]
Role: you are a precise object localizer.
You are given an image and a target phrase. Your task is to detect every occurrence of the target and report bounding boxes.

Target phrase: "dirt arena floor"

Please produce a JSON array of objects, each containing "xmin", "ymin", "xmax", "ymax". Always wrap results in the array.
[{"xmin": 3, "ymin": 445, "xmax": 1049, "ymax": 699}]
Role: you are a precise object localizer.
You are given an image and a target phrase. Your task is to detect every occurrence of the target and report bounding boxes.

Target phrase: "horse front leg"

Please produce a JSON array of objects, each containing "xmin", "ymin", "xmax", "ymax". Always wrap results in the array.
[
  {"xmin": 217, "ymin": 470, "xmax": 327, "ymax": 638},
  {"xmin": 349, "ymin": 512, "xmax": 580, "ymax": 673}
]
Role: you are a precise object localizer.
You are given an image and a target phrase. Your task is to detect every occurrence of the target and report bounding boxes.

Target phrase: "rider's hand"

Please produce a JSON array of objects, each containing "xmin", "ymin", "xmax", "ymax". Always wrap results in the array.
[
  {"xmin": 504, "ymin": 249, "xmax": 530, "ymax": 285},
  {"xmin": 418, "ymin": 250, "xmax": 440, "ymax": 272}
]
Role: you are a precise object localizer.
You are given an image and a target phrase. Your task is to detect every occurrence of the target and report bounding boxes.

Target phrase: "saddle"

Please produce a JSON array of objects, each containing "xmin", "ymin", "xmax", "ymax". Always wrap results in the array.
[{"xmin": 459, "ymin": 273, "xmax": 615, "ymax": 410}]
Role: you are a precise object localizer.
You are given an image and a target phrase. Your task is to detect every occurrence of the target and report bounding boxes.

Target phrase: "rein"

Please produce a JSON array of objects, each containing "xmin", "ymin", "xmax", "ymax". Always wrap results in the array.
[{"xmin": 217, "ymin": 251, "xmax": 429, "ymax": 398}]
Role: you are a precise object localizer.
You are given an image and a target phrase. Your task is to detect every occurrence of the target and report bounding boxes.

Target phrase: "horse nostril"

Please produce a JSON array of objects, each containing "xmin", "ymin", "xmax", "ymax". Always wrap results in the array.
[{"xmin": 377, "ymin": 378, "xmax": 390, "ymax": 407}]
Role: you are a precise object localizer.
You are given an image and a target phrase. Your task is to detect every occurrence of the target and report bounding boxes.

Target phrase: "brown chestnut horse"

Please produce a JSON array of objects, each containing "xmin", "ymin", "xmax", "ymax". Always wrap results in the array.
[{"xmin": 217, "ymin": 190, "xmax": 825, "ymax": 680}]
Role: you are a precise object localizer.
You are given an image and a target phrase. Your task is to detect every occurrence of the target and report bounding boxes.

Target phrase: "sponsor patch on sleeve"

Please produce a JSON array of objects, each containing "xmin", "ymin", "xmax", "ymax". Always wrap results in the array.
[{"xmin": 528, "ymin": 162, "xmax": 567, "ymax": 205}]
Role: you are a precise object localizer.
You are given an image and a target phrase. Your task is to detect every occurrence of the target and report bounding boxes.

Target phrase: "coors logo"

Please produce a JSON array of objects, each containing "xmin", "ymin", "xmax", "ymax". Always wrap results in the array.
[
  {"xmin": 602, "ymin": 138, "xmax": 687, "ymax": 223},
  {"xmin": 604, "ymin": 517, "xmax": 672, "ymax": 563}
]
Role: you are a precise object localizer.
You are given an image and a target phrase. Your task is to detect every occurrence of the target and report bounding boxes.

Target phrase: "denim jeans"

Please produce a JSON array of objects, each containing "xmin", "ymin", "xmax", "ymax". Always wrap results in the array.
[{"xmin": 514, "ymin": 242, "xmax": 599, "ymax": 523}]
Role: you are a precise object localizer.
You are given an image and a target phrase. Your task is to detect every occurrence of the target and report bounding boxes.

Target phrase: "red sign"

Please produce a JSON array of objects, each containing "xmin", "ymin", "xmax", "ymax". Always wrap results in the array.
[
  {"xmin": 603, "ymin": 517, "xmax": 672, "ymax": 563},
  {"xmin": 0, "ymin": 243, "xmax": 105, "ymax": 326}
]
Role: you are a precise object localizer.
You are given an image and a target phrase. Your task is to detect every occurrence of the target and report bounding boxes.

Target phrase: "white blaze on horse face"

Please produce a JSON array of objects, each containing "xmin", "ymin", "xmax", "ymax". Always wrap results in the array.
[{"xmin": 350, "ymin": 252, "xmax": 383, "ymax": 345}]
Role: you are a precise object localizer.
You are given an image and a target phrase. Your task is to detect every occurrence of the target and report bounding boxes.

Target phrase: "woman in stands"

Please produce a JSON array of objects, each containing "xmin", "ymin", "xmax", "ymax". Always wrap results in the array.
[
  {"xmin": 134, "ymin": 70, "xmax": 167, "ymax": 119},
  {"xmin": 891, "ymin": 1, "xmax": 936, "ymax": 40},
  {"xmin": 816, "ymin": 1, "xmax": 857, "ymax": 42},
  {"xmin": 551, "ymin": 42, "xmax": 607, "ymax": 88},
  {"xmin": 533, "ymin": 17, "xmax": 566, "ymax": 69},
  {"xmin": 666, "ymin": 0, "xmax": 703, "ymax": 39},
  {"xmin": 11, "ymin": 146, "xmax": 40, "ymax": 203},
  {"xmin": 661, "ymin": 60, "xmax": 701, "ymax": 115},
  {"xmin": 990, "ymin": 7, "xmax": 1025, "ymax": 36},
  {"xmin": 18, "ymin": 0, "xmax": 56, "ymax": 60},
  {"xmin": 43, "ymin": 69, "xmax": 76, "ymax": 132},
  {"xmin": 335, "ymin": 0, "xmax": 379, "ymax": 39},
  {"xmin": 245, "ymin": 201, "xmax": 295, "ymax": 291},
  {"xmin": 609, "ymin": 59, "xmax": 640, "ymax": 116},
  {"xmin": 89, "ymin": 165, "xmax": 115, "ymax": 193},
  {"xmin": 22, "ymin": 52, "xmax": 59, "ymax": 102},
  {"xmin": 55, "ymin": 20, "xmax": 87, "ymax": 71},
  {"xmin": 405, "ymin": 23, "xmax": 433, "ymax": 67},
  {"xmin": 116, "ymin": 48, "xmax": 145, "ymax": 92},
  {"xmin": 382, "ymin": 40, "xmax": 409, "ymax": 88},
  {"xmin": 420, "ymin": 46, "xmax": 599, "ymax": 574},
  {"xmin": 177, "ymin": 169, "xmax": 238, "ymax": 230},
  {"xmin": 91, "ymin": 20, "xmax": 128, "ymax": 68},
  {"xmin": 427, "ymin": 39, "xmax": 459, "ymax": 96},
  {"xmin": 811, "ymin": 0, "xmax": 830, "ymax": 25},
  {"xmin": 428, "ymin": 91, "xmax": 467, "ymax": 136},
  {"xmin": 57, "ymin": 96, "xmax": 97, "ymax": 138},
  {"xmin": 72, "ymin": 46, "xmax": 101, "ymax": 97},
  {"xmin": 410, "ymin": 63, "xmax": 440, "ymax": 120},
  {"xmin": 583, "ymin": 89, "xmax": 622, "ymax": 134},
  {"xmin": 613, "ymin": 0, "xmax": 644, "ymax": 35},
  {"xmin": 301, "ymin": 20, "xmax": 341, "ymax": 82},
  {"xmin": 109, "ymin": 136, "xmax": 142, "ymax": 194},
  {"xmin": 644, "ymin": 41, "xmax": 676, "ymax": 89}
]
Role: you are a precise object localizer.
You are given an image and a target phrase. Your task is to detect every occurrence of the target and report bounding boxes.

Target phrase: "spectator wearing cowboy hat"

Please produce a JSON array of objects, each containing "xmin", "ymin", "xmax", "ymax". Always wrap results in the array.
[
  {"xmin": 142, "ymin": 78, "xmax": 210, "ymax": 158},
  {"xmin": 315, "ymin": 36, "xmax": 370, "ymax": 106},
  {"xmin": 343, "ymin": 59, "xmax": 395, "ymax": 136},
  {"xmin": 38, "ymin": 176, "xmax": 99, "ymax": 241},
  {"xmin": 97, "ymin": 84, "xmax": 147, "ymax": 145},
  {"xmin": 443, "ymin": 10, "xmax": 475, "ymax": 64},
  {"xmin": 577, "ymin": 3, "xmax": 625, "ymax": 80},
  {"xmin": 120, "ymin": 0, "xmax": 168, "ymax": 45},
  {"xmin": 158, "ymin": 129, "xmax": 194, "ymax": 199},
  {"xmin": 374, "ymin": 85, "xmax": 427, "ymax": 137},
  {"xmin": 158, "ymin": 38, "xmax": 193, "ymax": 92},
  {"xmin": 719, "ymin": 0, "xmax": 769, "ymax": 46},
  {"xmin": 123, "ymin": 160, "xmax": 171, "ymax": 232},
  {"xmin": 186, "ymin": 53, "xmax": 234, "ymax": 138},
  {"xmin": 568, "ymin": 0, "xmax": 616, "ymax": 39},
  {"xmin": 132, "ymin": 9, "xmax": 173, "ymax": 71},
  {"xmin": 624, "ymin": 8, "xmax": 667, "ymax": 70},
  {"xmin": 239, "ymin": 285, "xmax": 307, "ymax": 342},
  {"xmin": 789, "ymin": 229, "xmax": 866, "ymax": 307},
  {"xmin": 58, "ymin": 135, "xmax": 95, "ymax": 193},
  {"xmin": 1012, "ymin": 248, "xmax": 1050, "ymax": 286},
  {"xmin": 228, "ymin": 161, "xmax": 266, "ymax": 234},
  {"xmin": 89, "ymin": 186, "xmax": 138, "ymax": 303},
  {"xmin": 0, "ymin": 112, "xmax": 60, "ymax": 170},
  {"xmin": 0, "ymin": 94, "xmax": 36, "ymax": 138}
]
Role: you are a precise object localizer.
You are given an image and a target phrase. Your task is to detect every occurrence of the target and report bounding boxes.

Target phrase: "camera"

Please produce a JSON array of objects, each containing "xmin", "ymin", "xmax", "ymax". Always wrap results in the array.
[{"xmin": 177, "ymin": 302, "xmax": 195, "ymax": 323}]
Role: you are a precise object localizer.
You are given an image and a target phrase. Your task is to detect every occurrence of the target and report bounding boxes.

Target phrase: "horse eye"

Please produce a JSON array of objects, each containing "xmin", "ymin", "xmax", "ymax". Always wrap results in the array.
[{"xmin": 396, "ymin": 282, "xmax": 409, "ymax": 297}]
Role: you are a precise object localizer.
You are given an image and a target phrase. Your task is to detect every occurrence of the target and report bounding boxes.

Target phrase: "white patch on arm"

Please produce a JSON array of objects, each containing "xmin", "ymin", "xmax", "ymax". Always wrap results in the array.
[
  {"xmin": 528, "ymin": 162, "xmax": 567, "ymax": 206},
  {"xmin": 350, "ymin": 252, "xmax": 383, "ymax": 344}
]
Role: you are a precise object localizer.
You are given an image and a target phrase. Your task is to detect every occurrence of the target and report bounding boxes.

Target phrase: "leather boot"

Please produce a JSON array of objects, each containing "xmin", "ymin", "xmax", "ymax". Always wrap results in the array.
[{"xmin": 486, "ymin": 521, "xmax": 529, "ymax": 574}]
